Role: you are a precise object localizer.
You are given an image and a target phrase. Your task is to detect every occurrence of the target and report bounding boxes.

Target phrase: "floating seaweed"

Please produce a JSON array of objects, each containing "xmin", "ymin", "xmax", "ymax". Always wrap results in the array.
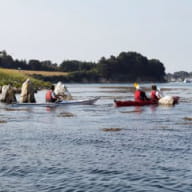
[
  {"xmin": 0, "ymin": 120, "xmax": 7, "ymax": 123},
  {"xmin": 102, "ymin": 128, "xmax": 123, "ymax": 132},
  {"xmin": 57, "ymin": 112, "xmax": 75, "ymax": 117},
  {"xmin": 183, "ymin": 117, "xmax": 192, "ymax": 121}
]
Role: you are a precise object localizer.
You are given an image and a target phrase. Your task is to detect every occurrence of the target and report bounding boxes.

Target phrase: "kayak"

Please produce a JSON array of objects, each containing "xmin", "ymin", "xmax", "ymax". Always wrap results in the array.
[
  {"xmin": 11, "ymin": 97, "xmax": 100, "ymax": 107},
  {"xmin": 114, "ymin": 99, "xmax": 157, "ymax": 107},
  {"xmin": 114, "ymin": 96, "xmax": 179, "ymax": 107}
]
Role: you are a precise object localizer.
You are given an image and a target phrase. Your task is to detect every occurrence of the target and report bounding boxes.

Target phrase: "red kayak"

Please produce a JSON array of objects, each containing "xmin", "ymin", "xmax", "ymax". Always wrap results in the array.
[
  {"xmin": 114, "ymin": 96, "xmax": 179, "ymax": 107},
  {"xmin": 114, "ymin": 99, "xmax": 157, "ymax": 107}
]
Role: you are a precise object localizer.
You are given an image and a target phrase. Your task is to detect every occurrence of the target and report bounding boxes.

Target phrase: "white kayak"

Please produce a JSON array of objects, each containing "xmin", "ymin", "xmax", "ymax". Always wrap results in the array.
[{"xmin": 11, "ymin": 97, "xmax": 100, "ymax": 107}]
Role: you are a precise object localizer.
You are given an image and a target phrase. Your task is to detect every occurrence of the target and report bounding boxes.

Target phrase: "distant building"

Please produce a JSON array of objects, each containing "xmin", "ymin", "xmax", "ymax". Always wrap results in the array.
[{"xmin": 0, "ymin": 50, "xmax": 7, "ymax": 57}]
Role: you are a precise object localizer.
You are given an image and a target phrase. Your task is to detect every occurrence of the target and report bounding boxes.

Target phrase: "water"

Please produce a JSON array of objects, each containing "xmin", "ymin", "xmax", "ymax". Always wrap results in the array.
[{"xmin": 0, "ymin": 83, "xmax": 192, "ymax": 192}]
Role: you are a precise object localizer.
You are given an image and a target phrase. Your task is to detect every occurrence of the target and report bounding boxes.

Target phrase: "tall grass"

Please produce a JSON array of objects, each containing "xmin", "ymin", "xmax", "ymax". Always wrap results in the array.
[
  {"xmin": 21, "ymin": 70, "xmax": 69, "ymax": 76},
  {"xmin": 0, "ymin": 68, "xmax": 51, "ymax": 88}
]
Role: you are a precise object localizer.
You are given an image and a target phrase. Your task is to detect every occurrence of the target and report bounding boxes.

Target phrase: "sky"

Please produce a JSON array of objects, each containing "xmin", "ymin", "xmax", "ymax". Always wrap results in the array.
[{"xmin": 0, "ymin": 0, "xmax": 192, "ymax": 73}]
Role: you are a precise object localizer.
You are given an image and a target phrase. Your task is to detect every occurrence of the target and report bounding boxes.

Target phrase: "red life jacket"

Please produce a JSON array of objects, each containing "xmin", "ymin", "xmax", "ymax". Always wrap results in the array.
[
  {"xmin": 45, "ymin": 90, "xmax": 55, "ymax": 102},
  {"xmin": 150, "ymin": 90, "xmax": 158, "ymax": 100},
  {"xmin": 134, "ymin": 90, "xmax": 142, "ymax": 101}
]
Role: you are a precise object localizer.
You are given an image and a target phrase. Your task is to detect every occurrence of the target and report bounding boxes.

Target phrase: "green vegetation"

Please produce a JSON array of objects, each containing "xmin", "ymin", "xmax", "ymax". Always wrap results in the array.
[
  {"xmin": 0, "ymin": 68, "xmax": 51, "ymax": 89},
  {"xmin": 0, "ymin": 50, "xmax": 166, "ymax": 83},
  {"xmin": 96, "ymin": 52, "xmax": 165, "ymax": 82}
]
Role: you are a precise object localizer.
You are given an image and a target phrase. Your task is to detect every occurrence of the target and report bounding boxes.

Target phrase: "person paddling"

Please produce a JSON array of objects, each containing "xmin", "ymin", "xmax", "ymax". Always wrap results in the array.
[
  {"xmin": 134, "ymin": 83, "xmax": 149, "ymax": 102},
  {"xmin": 45, "ymin": 85, "xmax": 58, "ymax": 103},
  {"xmin": 150, "ymin": 85, "xmax": 162, "ymax": 101}
]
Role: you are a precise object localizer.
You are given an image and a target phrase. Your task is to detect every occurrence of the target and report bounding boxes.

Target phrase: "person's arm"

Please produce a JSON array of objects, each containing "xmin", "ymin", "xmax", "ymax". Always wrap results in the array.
[
  {"xmin": 156, "ymin": 90, "xmax": 162, "ymax": 98},
  {"xmin": 51, "ymin": 91, "xmax": 57, "ymax": 99},
  {"xmin": 141, "ymin": 91, "xmax": 149, "ymax": 100}
]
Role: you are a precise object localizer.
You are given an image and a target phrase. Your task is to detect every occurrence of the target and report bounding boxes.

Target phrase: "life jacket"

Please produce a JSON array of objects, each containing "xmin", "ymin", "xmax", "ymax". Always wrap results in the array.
[
  {"xmin": 150, "ymin": 90, "xmax": 158, "ymax": 101},
  {"xmin": 134, "ymin": 90, "xmax": 142, "ymax": 101},
  {"xmin": 45, "ymin": 90, "xmax": 55, "ymax": 102},
  {"xmin": 135, "ymin": 90, "xmax": 149, "ymax": 101}
]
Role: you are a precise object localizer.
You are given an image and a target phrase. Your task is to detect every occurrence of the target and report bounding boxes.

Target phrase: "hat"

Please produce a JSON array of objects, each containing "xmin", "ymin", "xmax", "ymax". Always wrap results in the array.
[{"xmin": 134, "ymin": 83, "xmax": 140, "ymax": 89}]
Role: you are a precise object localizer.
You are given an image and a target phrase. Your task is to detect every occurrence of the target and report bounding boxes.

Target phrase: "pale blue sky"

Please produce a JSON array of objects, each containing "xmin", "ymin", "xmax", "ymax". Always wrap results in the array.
[{"xmin": 1, "ymin": 0, "xmax": 192, "ymax": 73}]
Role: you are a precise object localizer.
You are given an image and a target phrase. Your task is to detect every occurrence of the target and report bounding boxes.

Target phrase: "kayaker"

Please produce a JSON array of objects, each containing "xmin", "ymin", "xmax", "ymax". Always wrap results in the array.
[
  {"xmin": 45, "ymin": 85, "xmax": 58, "ymax": 102},
  {"xmin": 54, "ymin": 82, "xmax": 72, "ymax": 100},
  {"xmin": 134, "ymin": 84, "xmax": 149, "ymax": 102},
  {"xmin": 0, "ymin": 84, "xmax": 17, "ymax": 104},
  {"xmin": 150, "ymin": 85, "xmax": 162, "ymax": 101},
  {"xmin": 20, "ymin": 78, "xmax": 36, "ymax": 103}
]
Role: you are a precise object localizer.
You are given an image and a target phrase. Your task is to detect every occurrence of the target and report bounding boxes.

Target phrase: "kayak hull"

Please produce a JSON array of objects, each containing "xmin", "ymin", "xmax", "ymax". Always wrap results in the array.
[
  {"xmin": 114, "ymin": 96, "xmax": 179, "ymax": 107},
  {"xmin": 12, "ymin": 97, "xmax": 100, "ymax": 107},
  {"xmin": 114, "ymin": 100, "xmax": 157, "ymax": 107}
]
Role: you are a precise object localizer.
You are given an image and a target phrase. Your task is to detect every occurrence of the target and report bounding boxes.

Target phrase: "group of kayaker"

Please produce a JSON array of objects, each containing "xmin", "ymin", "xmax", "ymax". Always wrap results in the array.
[
  {"xmin": 134, "ymin": 84, "xmax": 162, "ymax": 102},
  {"xmin": 0, "ymin": 79, "xmax": 72, "ymax": 104},
  {"xmin": 0, "ymin": 78, "xmax": 36, "ymax": 104}
]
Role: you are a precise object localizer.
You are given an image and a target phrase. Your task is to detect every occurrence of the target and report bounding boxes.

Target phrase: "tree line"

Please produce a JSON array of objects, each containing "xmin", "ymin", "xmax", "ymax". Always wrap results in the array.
[
  {"xmin": 166, "ymin": 71, "xmax": 192, "ymax": 82},
  {"xmin": 0, "ymin": 50, "xmax": 166, "ymax": 82}
]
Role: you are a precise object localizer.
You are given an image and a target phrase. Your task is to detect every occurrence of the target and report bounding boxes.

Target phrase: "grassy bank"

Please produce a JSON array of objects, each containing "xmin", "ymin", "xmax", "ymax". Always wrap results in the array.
[
  {"xmin": 0, "ymin": 68, "xmax": 51, "ymax": 89},
  {"xmin": 21, "ymin": 70, "xmax": 69, "ymax": 76}
]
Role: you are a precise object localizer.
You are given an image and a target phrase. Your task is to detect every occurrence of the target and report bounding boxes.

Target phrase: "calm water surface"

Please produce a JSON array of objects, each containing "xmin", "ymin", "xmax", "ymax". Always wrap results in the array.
[{"xmin": 0, "ymin": 83, "xmax": 192, "ymax": 192}]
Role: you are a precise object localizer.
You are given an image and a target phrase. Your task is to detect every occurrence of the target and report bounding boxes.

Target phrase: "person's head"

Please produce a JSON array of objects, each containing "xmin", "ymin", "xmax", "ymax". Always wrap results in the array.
[
  {"xmin": 51, "ymin": 85, "xmax": 55, "ymax": 91},
  {"xmin": 152, "ymin": 85, "xmax": 157, "ymax": 90}
]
